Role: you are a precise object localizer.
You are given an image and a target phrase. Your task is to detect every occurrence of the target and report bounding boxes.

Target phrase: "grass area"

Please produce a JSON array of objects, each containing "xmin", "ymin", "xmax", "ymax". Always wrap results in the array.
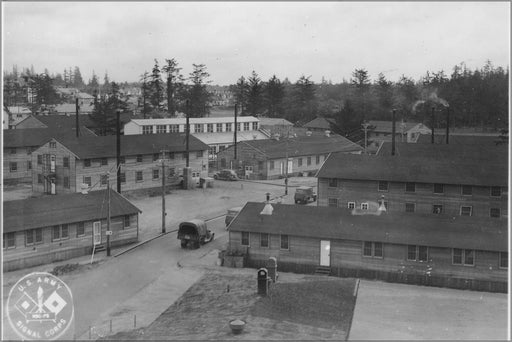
[
  {"xmin": 251, "ymin": 278, "xmax": 356, "ymax": 332},
  {"xmin": 103, "ymin": 270, "xmax": 357, "ymax": 340}
]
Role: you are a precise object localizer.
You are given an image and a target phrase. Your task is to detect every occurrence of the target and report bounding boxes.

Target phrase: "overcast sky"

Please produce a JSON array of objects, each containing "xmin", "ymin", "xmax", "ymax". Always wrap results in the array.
[{"xmin": 2, "ymin": 2, "xmax": 510, "ymax": 85}]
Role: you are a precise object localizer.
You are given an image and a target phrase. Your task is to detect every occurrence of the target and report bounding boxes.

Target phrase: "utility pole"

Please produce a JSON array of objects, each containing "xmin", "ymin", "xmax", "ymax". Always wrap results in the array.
[
  {"xmin": 431, "ymin": 107, "xmax": 435, "ymax": 144},
  {"xmin": 75, "ymin": 97, "xmax": 80, "ymax": 137},
  {"xmin": 186, "ymin": 100, "xmax": 190, "ymax": 167},
  {"xmin": 234, "ymin": 104, "xmax": 238, "ymax": 161},
  {"xmin": 160, "ymin": 149, "xmax": 168, "ymax": 234},
  {"xmin": 285, "ymin": 127, "xmax": 290, "ymax": 195},
  {"xmin": 391, "ymin": 109, "xmax": 396, "ymax": 156},
  {"xmin": 361, "ymin": 122, "xmax": 370, "ymax": 154},
  {"xmin": 106, "ymin": 173, "xmax": 111, "ymax": 257},
  {"xmin": 116, "ymin": 110, "xmax": 121, "ymax": 193}
]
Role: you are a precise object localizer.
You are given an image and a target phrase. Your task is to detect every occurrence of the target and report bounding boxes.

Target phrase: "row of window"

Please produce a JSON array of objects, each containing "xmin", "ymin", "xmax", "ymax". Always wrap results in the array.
[
  {"xmin": 142, "ymin": 122, "xmax": 259, "ymax": 134},
  {"xmin": 83, "ymin": 151, "xmax": 203, "ymax": 168},
  {"xmin": 3, "ymin": 217, "xmax": 132, "ymax": 249},
  {"xmin": 9, "ymin": 161, "xmax": 32, "ymax": 172},
  {"xmin": 328, "ymin": 179, "xmax": 503, "ymax": 197},
  {"xmin": 330, "ymin": 199, "xmax": 502, "ymax": 218},
  {"xmin": 237, "ymin": 233, "xmax": 508, "ymax": 269},
  {"xmin": 269, "ymin": 154, "xmax": 327, "ymax": 170}
]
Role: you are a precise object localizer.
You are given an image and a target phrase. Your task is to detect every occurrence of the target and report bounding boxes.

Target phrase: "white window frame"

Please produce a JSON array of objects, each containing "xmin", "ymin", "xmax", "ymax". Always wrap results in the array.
[
  {"xmin": 328, "ymin": 198, "xmax": 338, "ymax": 207},
  {"xmin": 361, "ymin": 203, "xmax": 369, "ymax": 210},
  {"xmin": 280, "ymin": 234, "xmax": 289, "ymax": 250},
  {"xmin": 460, "ymin": 206, "xmax": 472, "ymax": 216},
  {"xmin": 452, "ymin": 248, "xmax": 475, "ymax": 266},
  {"xmin": 241, "ymin": 231, "xmax": 250, "ymax": 246},
  {"xmin": 378, "ymin": 181, "xmax": 389, "ymax": 192},
  {"xmin": 260, "ymin": 233, "xmax": 269, "ymax": 248},
  {"xmin": 499, "ymin": 252, "xmax": 508, "ymax": 269},
  {"xmin": 347, "ymin": 202, "xmax": 355, "ymax": 209},
  {"xmin": 461, "ymin": 185, "xmax": 472, "ymax": 196},
  {"xmin": 490, "ymin": 208, "xmax": 501, "ymax": 218}
]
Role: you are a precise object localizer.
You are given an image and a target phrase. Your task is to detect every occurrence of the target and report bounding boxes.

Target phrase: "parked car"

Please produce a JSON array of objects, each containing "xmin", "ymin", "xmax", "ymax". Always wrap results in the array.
[
  {"xmin": 294, "ymin": 186, "xmax": 317, "ymax": 204},
  {"xmin": 213, "ymin": 169, "xmax": 238, "ymax": 181},
  {"xmin": 225, "ymin": 207, "xmax": 242, "ymax": 227},
  {"xmin": 177, "ymin": 219, "xmax": 214, "ymax": 249}
]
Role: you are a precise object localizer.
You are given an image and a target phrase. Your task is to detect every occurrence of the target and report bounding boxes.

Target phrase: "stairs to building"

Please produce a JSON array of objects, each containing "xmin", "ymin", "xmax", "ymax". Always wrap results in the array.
[
  {"xmin": 94, "ymin": 244, "xmax": 106, "ymax": 252},
  {"xmin": 315, "ymin": 266, "xmax": 331, "ymax": 276}
]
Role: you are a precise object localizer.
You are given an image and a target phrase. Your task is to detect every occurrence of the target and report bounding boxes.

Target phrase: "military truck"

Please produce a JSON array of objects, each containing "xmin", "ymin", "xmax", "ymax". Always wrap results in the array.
[
  {"xmin": 294, "ymin": 186, "xmax": 317, "ymax": 204},
  {"xmin": 177, "ymin": 219, "xmax": 215, "ymax": 249}
]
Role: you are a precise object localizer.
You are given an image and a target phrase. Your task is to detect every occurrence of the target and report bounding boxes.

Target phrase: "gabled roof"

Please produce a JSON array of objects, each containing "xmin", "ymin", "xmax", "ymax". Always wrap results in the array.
[
  {"xmin": 303, "ymin": 117, "xmax": 336, "ymax": 130},
  {"xmin": 128, "ymin": 116, "xmax": 259, "ymax": 126},
  {"xmin": 368, "ymin": 120, "xmax": 429, "ymax": 133},
  {"xmin": 3, "ymin": 189, "xmax": 141, "ymax": 233},
  {"xmin": 318, "ymin": 144, "xmax": 508, "ymax": 187},
  {"xmin": 227, "ymin": 134, "xmax": 362, "ymax": 159},
  {"xmin": 192, "ymin": 131, "xmax": 268, "ymax": 145},
  {"xmin": 229, "ymin": 202, "xmax": 507, "ymax": 251},
  {"xmin": 51, "ymin": 133, "xmax": 209, "ymax": 159},
  {"xmin": 257, "ymin": 117, "xmax": 293, "ymax": 126},
  {"xmin": 3, "ymin": 127, "xmax": 95, "ymax": 148}
]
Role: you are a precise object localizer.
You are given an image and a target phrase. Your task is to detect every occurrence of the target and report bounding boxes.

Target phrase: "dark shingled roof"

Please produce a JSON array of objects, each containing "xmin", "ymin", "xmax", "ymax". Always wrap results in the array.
[
  {"xmin": 234, "ymin": 134, "xmax": 362, "ymax": 159},
  {"xmin": 54, "ymin": 133, "xmax": 209, "ymax": 159},
  {"xmin": 3, "ymin": 127, "xmax": 95, "ymax": 148},
  {"xmin": 229, "ymin": 202, "xmax": 507, "ymax": 251},
  {"xmin": 319, "ymin": 144, "xmax": 508, "ymax": 187},
  {"xmin": 3, "ymin": 189, "xmax": 141, "ymax": 233},
  {"xmin": 303, "ymin": 117, "xmax": 336, "ymax": 130}
]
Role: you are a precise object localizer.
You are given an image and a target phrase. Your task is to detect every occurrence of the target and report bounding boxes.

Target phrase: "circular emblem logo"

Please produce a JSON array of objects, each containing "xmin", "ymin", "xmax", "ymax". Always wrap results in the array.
[{"xmin": 6, "ymin": 272, "xmax": 74, "ymax": 340}]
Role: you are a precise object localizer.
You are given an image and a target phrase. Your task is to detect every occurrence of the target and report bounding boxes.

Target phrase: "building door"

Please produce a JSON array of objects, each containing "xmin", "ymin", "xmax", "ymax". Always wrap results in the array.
[
  {"xmin": 280, "ymin": 162, "xmax": 284, "ymax": 175},
  {"xmin": 320, "ymin": 240, "xmax": 330, "ymax": 266},
  {"xmin": 50, "ymin": 181, "xmax": 56, "ymax": 195},
  {"xmin": 287, "ymin": 159, "xmax": 293, "ymax": 174},
  {"xmin": 93, "ymin": 221, "xmax": 102, "ymax": 245}
]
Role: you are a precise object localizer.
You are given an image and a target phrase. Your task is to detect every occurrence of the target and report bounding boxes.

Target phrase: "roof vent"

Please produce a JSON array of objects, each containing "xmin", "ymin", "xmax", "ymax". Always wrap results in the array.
[
  {"xmin": 80, "ymin": 183, "xmax": 89, "ymax": 194},
  {"xmin": 325, "ymin": 130, "xmax": 331, "ymax": 137},
  {"xmin": 260, "ymin": 202, "xmax": 273, "ymax": 215},
  {"xmin": 306, "ymin": 131, "xmax": 312, "ymax": 136}
]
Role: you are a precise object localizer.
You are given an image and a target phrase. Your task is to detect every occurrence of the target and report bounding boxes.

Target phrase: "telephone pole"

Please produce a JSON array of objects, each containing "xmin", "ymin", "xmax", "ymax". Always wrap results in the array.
[
  {"xmin": 160, "ymin": 149, "xmax": 168, "ymax": 234},
  {"xmin": 106, "ymin": 173, "xmax": 111, "ymax": 257},
  {"xmin": 361, "ymin": 122, "xmax": 370, "ymax": 154}
]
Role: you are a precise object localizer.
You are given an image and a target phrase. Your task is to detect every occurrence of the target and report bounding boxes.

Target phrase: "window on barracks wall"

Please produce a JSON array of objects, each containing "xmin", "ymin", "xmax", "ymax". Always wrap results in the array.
[
  {"xmin": 77, "ymin": 222, "xmax": 85, "ymax": 237},
  {"xmin": 270, "ymin": 161, "xmax": 274, "ymax": 170},
  {"xmin": 63, "ymin": 157, "xmax": 69, "ymax": 168},
  {"xmin": 361, "ymin": 203, "xmax": 369, "ymax": 210},
  {"xmin": 101, "ymin": 158, "xmax": 108, "ymax": 166},
  {"xmin": 27, "ymin": 161, "xmax": 32, "ymax": 170},
  {"xmin": 136, "ymin": 155, "xmax": 143, "ymax": 163},
  {"xmin": 328, "ymin": 198, "xmax": 338, "ymax": 207},
  {"xmin": 124, "ymin": 215, "xmax": 131, "ymax": 228},
  {"xmin": 136, "ymin": 171, "xmax": 143, "ymax": 182},
  {"xmin": 433, "ymin": 183, "xmax": 444, "ymax": 194},
  {"xmin": 50, "ymin": 141, "xmax": 57, "ymax": 148},
  {"xmin": 153, "ymin": 169, "xmax": 159, "ymax": 179},
  {"xmin": 169, "ymin": 152, "xmax": 175, "ymax": 160},
  {"xmin": 363, "ymin": 241, "xmax": 383, "ymax": 258},
  {"xmin": 461, "ymin": 185, "xmax": 472, "ymax": 196},
  {"xmin": 153, "ymin": 153, "xmax": 159, "ymax": 161},
  {"xmin": 452, "ymin": 248, "xmax": 474, "ymax": 266},
  {"xmin": 241, "ymin": 232, "xmax": 250, "ymax": 246},
  {"xmin": 143, "ymin": 126, "xmax": 152, "ymax": 134},
  {"xmin": 83, "ymin": 177, "xmax": 92, "ymax": 187},
  {"xmin": 347, "ymin": 202, "xmax": 355, "ymax": 209},
  {"xmin": 499, "ymin": 252, "xmax": 508, "ymax": 269},
  {"xmin": 38, "ymin": 174, "xmax": 43, "ymax": 184},
  {"xmin": 460, "ymin": 206, "xmax": 472, "ymax": 216},
  {"xmin": 405, "ymin": 182, "xmax": 415, "ymax": 192},
  {"xmin": 405, "ymin": 203, "xmax": 415, "ymax": 213},
  {"xmin": 280, "ymin": 235, "xmax": 289, "ymax": 250},
  {"xmin": 260, "ymin": 233, "xmax": 269, "ymax": 248},
  {"xmin": 490, "ymin": 186, "xmax": 502, "ymax": 197},
  {"xmin": 378, "ymin": 181, "xmax": 388, "ymax": 191},
  {"xmin": 298, "ymin": 158, "xmax": 303, "ymax": 167},
  {"xmin": 157, "ymin": 125, "xmax": 166, "ymax": 133},
  {"xmin": 216, "ymin": 123, "xmax": 223, "ymax": 132},
  {"xmin": 3, "ymin": 233, "xmax": 15, "ymax": 249},
  {"xmin": 10, "ymin": 162, "xmax": 17, "ymax": 172},
  {"xmin": 244, "ymin": 122, "xmax": 249, "ymax": 131},
  {"xmin": 307, "ymin": 157, "xmax": 311, "ymax": 166},
  {"xmin": 100, "ymin": 174, "xmax": 108, "ymax": 186},
  {"xmin": 84, "ymin": 159, "xmax": 91, "ymax": 167},
  {"xmin": 26, "ymin": 229, "xmax": 43, "ymax": 246},
  {"xmin": 37, "ymin": 155, "xmax": 42, "ymax": 165},
  {"xmin": 490, "ymin": 208, "xmax": 501, "ymax": 218},
  {"xmin": 407, "ymin": 245, "xmax": 428, "ymax": 261},
  {"xmin": 316, "ymin": 155, "xmax": 320, "ymax": 164},
  {"xmin": 120, "ymin": 172, "xmax": 126, "ymax": 183},
  {"xmin": 432, "ymin": 204, "xmax": 443, "ymax": 214},
  {"xmin": 196, "ymin": 151, "xmax": 203, "ymax": 158},
  {"xmin": 226, "ymin": 123, "xmax": 232, "ymax": 132},
  {"xmin": 328, "ymin": 178, "xmax": 337, "ymax": 187},
  {"xmin": 252, "ymin": 122, "xmax": 258, "ymax": 130},
  {"xmin": 170, "ymin": 124, "xmax": 179, "ymax": 133}
]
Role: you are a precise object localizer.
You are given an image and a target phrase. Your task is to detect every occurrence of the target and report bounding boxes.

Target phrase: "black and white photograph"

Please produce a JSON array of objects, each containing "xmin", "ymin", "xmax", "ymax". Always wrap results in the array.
[{"xmin": 1, "ymin": 1, "xmax": 510, "ymax": 340}]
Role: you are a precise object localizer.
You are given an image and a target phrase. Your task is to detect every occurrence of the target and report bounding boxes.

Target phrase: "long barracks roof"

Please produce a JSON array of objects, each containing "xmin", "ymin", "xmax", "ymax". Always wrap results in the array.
[
  {"xmin": 231, "ymin": 134, "xmax": 362, "ymax": 159},
  {"xmin": 303, "ymin": 117, "xmax": 336, "ymax": 130},
  {"xmin": 319, "ymin": 144, "xmax": 508, "ymax": 187},
  {"xmin": 368, "ymin": 120, "xmax": 429, "ymax": 133},
  {"xmin": 192, "ymin": 131, "xmax": 268, "ymax": 145},
  {"xmin": 52, "ymin": 133, "xmax": 209, "ymax": 159},
  {"xmin": 229, "ymin": 202, "xmax": 507, "ymax": 251},
  {"xmin": 3, "ymin": 189, "xmax": 141, "ymax": 233},
  {"xmin": 3, "ymin": 127, "xmax": 95, "ymax": 148},
  {"xmin": 416, "ymin": 133, "xmax": 504, "ymax": 145},
  {"xmin": 128, "ymin": 116, "xmax": 259, "ymax": 126}
]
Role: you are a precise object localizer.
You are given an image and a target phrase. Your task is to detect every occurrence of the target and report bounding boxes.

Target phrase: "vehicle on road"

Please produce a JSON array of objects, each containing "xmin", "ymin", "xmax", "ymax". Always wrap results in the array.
[
  {"xmin": 213, "ymin": 169, "xmax": 238, "ymax": 181},
  {"xmin": 225, "ymin": 207, "xmax": 242, "ymax": 227},
  {"xmin": 294, "ymin": 186, "xmax": 317, "ymax": 204},
  {"xmin": 177, "ymin": 219, "xmax": 215, "ymax": 249}
]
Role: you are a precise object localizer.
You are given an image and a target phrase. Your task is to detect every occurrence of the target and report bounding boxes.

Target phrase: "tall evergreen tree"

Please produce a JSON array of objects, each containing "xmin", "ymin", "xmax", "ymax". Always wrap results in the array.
[
  {"xmin": 246, "ymin": 71, "xmax": 264, "ymax": 116},
  {"xmin": 90, "ymin": 81, "xmax": 128, "ymax": 135},
  {"xmin": 139, "ymin": 71, "xmax": 151, "ymax": 118},
  {"xmin": 290, "ymin": 75, "xmax": 317, "ymax": 124},
  {"xmin": 264, "ymin": 75, "xmax": 285, "ymax": 117},
  {"xmin": 73, "ymin": 66, "xmax": 85, "ymax": 89},
  {"xmin": 162, "ymin": 58, "xmax": 183, "ymax": 117},
  {"xmin": 186, "ymin": 63, "xmax": 211, "ymax": 117},
  {"xmin": 149, "ymin": 59, "xmax": 163, "ymax": 110},
  {"xmin": 233, "ymin": 76, "xmax": 249, "ymax": 115}
]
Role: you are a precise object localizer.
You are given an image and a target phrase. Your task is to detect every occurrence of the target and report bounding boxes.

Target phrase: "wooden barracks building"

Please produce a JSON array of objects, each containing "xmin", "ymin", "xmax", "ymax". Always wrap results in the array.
[
  {"xmin": 227, "ymin": 202, "xmax": 508, "ymax": 292},
  {"xmin": 30, "ymin": 133, "xmax": 209, "ymax": 195},
  {"xmin": 3, "ymin": 189, "xmax": 141, "ymax": 271}
]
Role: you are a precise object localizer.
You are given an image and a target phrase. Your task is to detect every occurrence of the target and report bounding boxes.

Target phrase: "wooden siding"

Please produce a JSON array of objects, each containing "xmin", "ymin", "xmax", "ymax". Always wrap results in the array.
[
  {"xmin": 3, "ymin": 214, "xmax": 138, "ymax": 271},
  {"xmin": 229, "ymin": 231, "xmax": 507, "ymax": 288},
  {"xmin": 317, "ymin": 178, "xmax": 508, "ymax": 218},
  {"xmin": 31, "ymin": 140, "xmax": 209, "ymax": 194},
  {"xmin": 3, "ymin": 146, "xmax": 36, "ymax": 182}
]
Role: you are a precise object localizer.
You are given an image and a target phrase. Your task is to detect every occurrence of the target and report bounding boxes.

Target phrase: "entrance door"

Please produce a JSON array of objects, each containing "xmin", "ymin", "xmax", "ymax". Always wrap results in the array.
[
  {"xmin": 287, "ymin": 159, "xmax": 293, "ymax": 174},
  {"xmin": 320, "ymin": 240, "xmax": 331, "ymax": 266},
  {"xmin": 280, "ymin": 162, "xmax": 284, "ymax": 175},
  {"xmin": 50, "ymin": 181, "xmax": 56, "ymax": 195},
  {"xmin": 93, "ymin": 221, "xmax": 102, "ymax": 245}
]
